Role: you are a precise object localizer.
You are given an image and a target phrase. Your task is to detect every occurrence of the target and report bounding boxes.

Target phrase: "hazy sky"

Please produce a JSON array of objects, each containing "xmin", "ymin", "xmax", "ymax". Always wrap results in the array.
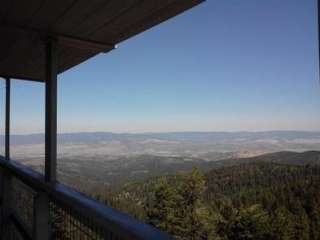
[{"xmin": 1, "ymin": 0, "xmax": 320, "ymax": 134}]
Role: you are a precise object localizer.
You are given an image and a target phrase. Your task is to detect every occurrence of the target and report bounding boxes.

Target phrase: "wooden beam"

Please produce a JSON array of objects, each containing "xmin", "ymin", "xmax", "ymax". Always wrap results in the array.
[
  {"xmin": 45, "ymin": 37, "xmax": 57, "ymax": 183},
  {"xmin": 58, "ymin": 35, "xmax": 116, "ymax": 53},
  {"xmin": 0, "ymin": 25, "xmax": 115, "ymax": 52},
  {"xmin": 0, "ymin": 74, "xmax": 44, "ymax": 82}
]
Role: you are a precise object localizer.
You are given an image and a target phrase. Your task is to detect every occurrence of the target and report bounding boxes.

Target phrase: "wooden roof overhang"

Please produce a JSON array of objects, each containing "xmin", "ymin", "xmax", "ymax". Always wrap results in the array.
[{"xmin": 0, "ymin": 0, "xmax": 204, "ymax": 82}]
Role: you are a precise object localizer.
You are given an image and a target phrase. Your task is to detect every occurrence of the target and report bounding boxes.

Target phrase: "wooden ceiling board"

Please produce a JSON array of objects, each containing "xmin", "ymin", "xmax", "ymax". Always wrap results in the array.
[{"xmin": 0, "ymin": 0, "xmax": 204, "ymax": 81}]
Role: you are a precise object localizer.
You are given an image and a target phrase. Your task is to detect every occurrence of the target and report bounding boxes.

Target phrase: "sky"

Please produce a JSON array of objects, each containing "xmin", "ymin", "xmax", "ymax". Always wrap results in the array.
[{"xmin": 1, "ymin": 0, "xmax": 320, "ymax": 134}]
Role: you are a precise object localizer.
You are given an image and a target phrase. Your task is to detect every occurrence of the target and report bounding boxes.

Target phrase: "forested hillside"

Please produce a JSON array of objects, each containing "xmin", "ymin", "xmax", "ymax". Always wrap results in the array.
[
  {"xmin": 57, "ymin": 151, "xmax": 320, "ymax": 193},
  {"xmin": 95, "ymin": 162, "xmax": 320, "ymax": 240}
]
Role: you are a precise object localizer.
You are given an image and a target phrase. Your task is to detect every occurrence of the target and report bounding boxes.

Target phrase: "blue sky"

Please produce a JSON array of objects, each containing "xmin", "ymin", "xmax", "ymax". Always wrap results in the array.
[{"xmin": 1, "ymin": 0, "xmax": 320, "ymax": 134}]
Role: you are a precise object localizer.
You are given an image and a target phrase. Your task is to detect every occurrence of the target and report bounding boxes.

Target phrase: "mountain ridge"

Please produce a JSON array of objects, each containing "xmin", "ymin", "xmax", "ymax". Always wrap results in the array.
[{"xmin": 2, "ymin": 130, "xmax": 320, "ymax": 145}]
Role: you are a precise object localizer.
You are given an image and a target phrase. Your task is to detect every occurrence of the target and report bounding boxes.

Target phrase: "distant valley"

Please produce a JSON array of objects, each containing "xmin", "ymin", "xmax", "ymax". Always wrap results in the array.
[
  {"xmin": 0, "ymin": 131, "xmax": 319, "ymax": 191},
  {"xmin": 2, "ymin": 131, "xmax": 320, "ymax": 160},
  {"xmin": 62, "ymin": 150, "xmax": 320, "ymax": 192},
  {"xmin": 18, "ymin": 150, "xmax": 319, "ymax": 193}
]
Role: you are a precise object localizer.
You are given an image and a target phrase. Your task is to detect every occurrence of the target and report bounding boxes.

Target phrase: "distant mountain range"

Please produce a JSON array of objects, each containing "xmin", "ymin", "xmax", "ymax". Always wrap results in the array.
[
  {"xmin": 4, "ymin": 130, "xmax": 319, "ymax": 191},
  {"xmin": 3, "ymin": 131, "xmax": 320, "ymax": 160},
  {"xmin": 1, "ymin": 131, "xmax": 320, "ymax": 145}
]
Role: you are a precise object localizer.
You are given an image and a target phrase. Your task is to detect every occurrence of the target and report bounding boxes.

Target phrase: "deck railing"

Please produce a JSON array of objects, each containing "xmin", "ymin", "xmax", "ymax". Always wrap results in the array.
[{"xmin": 0, "ymin": 156, "xmax": 173, "ymax": 240}]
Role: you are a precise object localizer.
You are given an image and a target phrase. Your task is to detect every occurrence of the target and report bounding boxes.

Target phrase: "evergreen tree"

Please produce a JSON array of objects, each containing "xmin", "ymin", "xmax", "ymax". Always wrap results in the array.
[
  {"xmin": 100, "ymin": 162, "xmax": 320, "ymax": 240},
  {"xmin": 294, "ymin": 209, "xmax": 310, "ymax": 240},
  {"xmin": 217, "ymin": 204, "xmax": 272, "ymax": 240},
  {"xmin": 271, "ymin": 207, "xmax": 295, "ymax": 240},
  {"xmin": 146, "ymin": 177, "xmax": 178, "ymax": 235},
  {"xmin": 175, "ymin": 167, "xmax": 215, "ymax": 240}
]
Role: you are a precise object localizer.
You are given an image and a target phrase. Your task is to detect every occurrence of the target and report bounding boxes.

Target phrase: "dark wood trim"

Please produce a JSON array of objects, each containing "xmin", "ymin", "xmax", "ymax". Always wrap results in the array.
[
  {"xmin": 58, "ymin": 35, "xmax": 115, "ymax": 53},
  {"xmin": 0, "ymin": 74, "xmax": 44, "ymax": 82}
]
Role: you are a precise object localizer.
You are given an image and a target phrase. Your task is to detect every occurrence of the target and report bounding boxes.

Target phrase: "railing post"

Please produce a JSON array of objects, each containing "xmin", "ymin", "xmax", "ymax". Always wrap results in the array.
[
  {"xmin": 1, "ymin": 77, "xmax": 11, "ymax": 238},
  {"xmin": 0, "ymin": 171, "xmax": 11, "ymax": 238},
  {"xmin": 33, "ymin": 192, "xmax": 50, "ymax": 240}
]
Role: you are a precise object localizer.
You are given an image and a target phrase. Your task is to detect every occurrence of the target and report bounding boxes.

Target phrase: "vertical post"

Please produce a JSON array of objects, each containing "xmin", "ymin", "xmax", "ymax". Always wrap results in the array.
[
  {"xmin": 33, "ymin": 37, "xmax": 58, "ymax": 240},
  {"xmin": 1, "ymin": 77, "xmax": 11, "ymax": 238},
  {"xmin": 318, "ymin": 0, "xmax": 320, "ymax": 80},
  {"xmin": 45, "ymin": 37, "xmax": 58, "ymax": 183},
  {"xmin": 0, "ymin": 173, "xmax": 11, "ymax": 238},
  {"xmin": 5, "ymin": 77, "xmax": 10, "ymax": 161},
  {"xmin": 33, "ymin": 192, "xmax": 50, "ymax": 240}
]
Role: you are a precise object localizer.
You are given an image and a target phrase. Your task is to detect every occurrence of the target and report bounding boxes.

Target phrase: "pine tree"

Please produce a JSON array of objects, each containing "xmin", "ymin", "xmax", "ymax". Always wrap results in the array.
[
  {"xmin": 271, "ymin": 207, "xmax": 295, "ymax": 240},
  {"xmin": 310, "ymin": 208, "xmax": 320, "ymax": 240},
  {"xmin": 175, "ymin": 167, "xmax": 215, "ymax": 240},
  {"xmin": 294, "ymin": 209, "xmax": 310, "ymax": 240},
  {"xmin": 146, "ymin": 177, "xmax": 178, "ymax": 235},
  {"xmin": 217, "ymin": 204, "xmax": 272, "ymax": 240}
]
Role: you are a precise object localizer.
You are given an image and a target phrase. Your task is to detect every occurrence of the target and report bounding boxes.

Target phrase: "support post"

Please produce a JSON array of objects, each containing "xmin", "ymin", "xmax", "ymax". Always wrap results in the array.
[
  {"xmin": 1, "ymin": 77, "xmax": 11, "ymax": 237},
  {"xmin": 5, "ymin": 78, "xmax": 10, "ymax": 161},
  {"xmin": 0, "ymin": 172, "xmax": 11, "ymax": 238},
  {"xmin": 35, "ymin": 37, "xmax": 58, "ymax": 240},
  {"xmin": 33, "ymin": 192, "xmax": 50, "ymax": 240},
  {"xmin": 45, "ymin": 37, "xmax": 58, "ymax": 183}
]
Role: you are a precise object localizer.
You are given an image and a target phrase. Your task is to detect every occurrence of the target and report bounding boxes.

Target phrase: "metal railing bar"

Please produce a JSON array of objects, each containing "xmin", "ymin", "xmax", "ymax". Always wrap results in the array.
[
  {"xmin": 10, "ymin": 212, "xmax": 33, "ymax": 240},
  {"xmin": 0, "ymin": 156, "xmax": 174, "ymax": 240}
]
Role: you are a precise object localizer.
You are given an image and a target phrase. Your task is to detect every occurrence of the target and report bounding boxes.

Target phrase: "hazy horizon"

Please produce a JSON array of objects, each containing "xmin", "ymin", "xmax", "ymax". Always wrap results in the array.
[{"xmin": 0, "ymin": 129, "xmax": 320, "ymax": 136}]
